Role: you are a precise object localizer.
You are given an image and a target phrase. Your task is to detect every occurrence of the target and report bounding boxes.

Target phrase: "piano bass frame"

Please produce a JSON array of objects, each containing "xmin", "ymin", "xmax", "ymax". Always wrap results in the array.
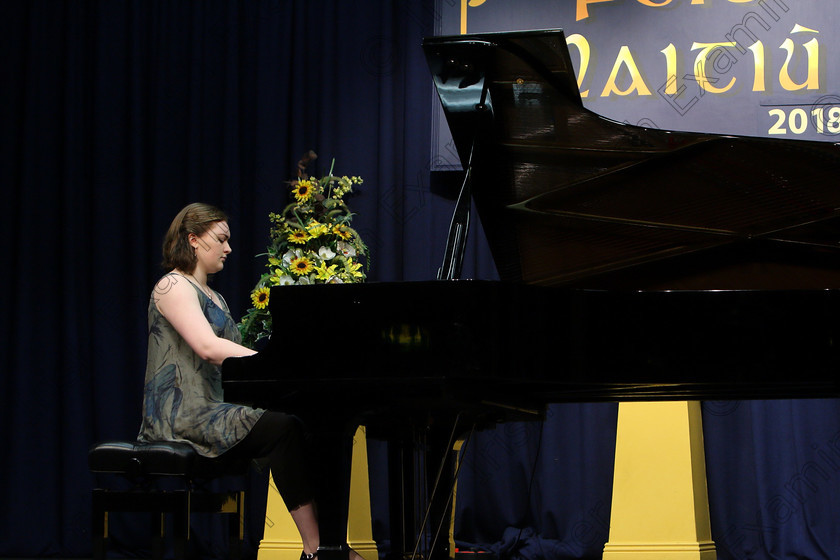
[{"xmin": 224, "ymin": 29, "xmax": 840, "ymax": 560}]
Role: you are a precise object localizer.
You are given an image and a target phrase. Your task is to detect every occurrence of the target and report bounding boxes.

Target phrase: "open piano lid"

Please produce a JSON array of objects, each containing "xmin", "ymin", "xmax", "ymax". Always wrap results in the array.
[{"xmin": 423, "ymin": 29, "xmax": 840, "ymax": 289}]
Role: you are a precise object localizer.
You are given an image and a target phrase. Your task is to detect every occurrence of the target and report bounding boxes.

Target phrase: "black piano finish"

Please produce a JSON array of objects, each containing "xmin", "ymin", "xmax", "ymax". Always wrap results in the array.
[
  {"xmin": 224, "ymin": 281, "xmax": 552, "ymax": 422},
  {"xmin": 222, "ymin": 29, "xmax": 840, "ymax": 560},
  {"xmin": 222, "ymin": 282, "xmax": 840, "ymax": 560},
  {"xmin": 423, "ymin": 29, "xmax": 840, "ymax": 289},
  {"xmin": 224, "ymin": 282, "xmax": 840, "ymax": 410}
]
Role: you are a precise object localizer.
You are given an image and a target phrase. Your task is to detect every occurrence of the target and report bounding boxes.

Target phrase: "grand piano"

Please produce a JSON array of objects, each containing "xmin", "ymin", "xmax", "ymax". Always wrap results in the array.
[{"xmin": 223, "ymin": 29, "xmax": 840, "ymax": 560}]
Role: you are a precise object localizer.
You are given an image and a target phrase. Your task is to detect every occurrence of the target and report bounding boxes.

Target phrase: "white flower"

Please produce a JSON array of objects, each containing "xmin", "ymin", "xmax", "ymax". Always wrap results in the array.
[
  {"xmin": 337, "ymin": 241, "xmax": 356, "ymax": 258},
  {"xmin": 297, "ymin": 275, "xmax": 313, "ymax": 285},
  {"xmin": 318, "ymin": 246, "xmax": 337, "ymax": 260},
  {"xmin": 277, "ymin": 274, "xmax": 295, "ymax": 286},
  {"xmin": 282, "ymin": 249, "xmax": 300, "ymax": 264}
]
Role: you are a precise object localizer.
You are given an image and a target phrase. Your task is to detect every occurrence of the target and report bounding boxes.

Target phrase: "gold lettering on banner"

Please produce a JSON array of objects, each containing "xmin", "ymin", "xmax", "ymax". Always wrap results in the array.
[
  {"xmin": 659, "ymin": 42, "xmax": 701, "ymax": 116},
  {"xmin": 577, "ymin": 0, "xmax": 613, "ymax": 22},
  {"xmin": 636, "ymin": 0, "xmax": 674, "ymax": 6},
  {"xmin": 661, "ymin": 43, "xmax": 678, "ymax": 95},
  {"xmin": 459, "ymin": 2, "xmax": 822, "ymax": 103},
  {"xmin": 691, "ymin": 42, "xmax": 738, "ymax": 93},
  {"xmin": 461, "ymin": 0, "xmax": 486, "ymax": 34},
  {"xmin": 566, "ymin": 34, "xmax": 592, "ymax": 97},
  {"xmin": 748, "ymin": 41, "xmax": 766, "ymax": 91},
  {"xmin": 601, "ymin": 46, "xmax": 653, "ymax": 97},
  {"xmin": 577, "ymin": 0, "xmax": 775, "ymax": 20},
  {"xmin": 779, "ymin": 24, "xmax": 820, "ymax": 91}
]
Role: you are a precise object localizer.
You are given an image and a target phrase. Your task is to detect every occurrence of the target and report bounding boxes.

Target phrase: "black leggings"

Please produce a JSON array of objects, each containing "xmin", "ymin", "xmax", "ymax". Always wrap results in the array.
[{"xmin": 217, "ymin": 410, "xmax": 314, "ymax": 510}]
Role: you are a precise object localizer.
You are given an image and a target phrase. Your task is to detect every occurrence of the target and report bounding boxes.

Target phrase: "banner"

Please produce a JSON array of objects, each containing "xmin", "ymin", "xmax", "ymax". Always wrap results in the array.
[{"xmin": 432, "ymin": 0, "xmax": 840, "ymax": 168}]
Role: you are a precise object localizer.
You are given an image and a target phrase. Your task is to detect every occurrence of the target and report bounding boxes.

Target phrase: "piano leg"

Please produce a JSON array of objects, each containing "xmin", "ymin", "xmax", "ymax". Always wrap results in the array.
[{"xmin": 603, "ymin": 401, "xmax": 716, "ymax": 559}]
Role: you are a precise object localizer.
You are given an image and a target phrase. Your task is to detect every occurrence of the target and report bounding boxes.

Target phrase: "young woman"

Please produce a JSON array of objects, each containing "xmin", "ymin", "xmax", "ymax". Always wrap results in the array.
[{"xmin": 137, "ymin": 202, "xmax": 321, "ymax": 558}]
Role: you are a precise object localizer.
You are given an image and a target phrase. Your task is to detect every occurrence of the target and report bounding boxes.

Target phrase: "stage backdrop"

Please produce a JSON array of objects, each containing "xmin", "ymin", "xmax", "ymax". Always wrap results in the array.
[{"xmin": 432, "ymin": 0, "xmax": 840, "ymax": 170}]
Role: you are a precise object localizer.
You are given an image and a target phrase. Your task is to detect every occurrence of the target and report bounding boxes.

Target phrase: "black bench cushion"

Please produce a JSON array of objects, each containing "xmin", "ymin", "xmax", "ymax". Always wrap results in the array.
[{"xmin": 89, "ymin": 440, "xmax": 198, "ymax": 477}]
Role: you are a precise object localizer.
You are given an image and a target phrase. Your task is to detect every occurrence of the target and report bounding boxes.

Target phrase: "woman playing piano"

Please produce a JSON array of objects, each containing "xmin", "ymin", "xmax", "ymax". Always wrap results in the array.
[{"xmin": 137, "ymin": 202, "xmax": 328, "ymax": 560}]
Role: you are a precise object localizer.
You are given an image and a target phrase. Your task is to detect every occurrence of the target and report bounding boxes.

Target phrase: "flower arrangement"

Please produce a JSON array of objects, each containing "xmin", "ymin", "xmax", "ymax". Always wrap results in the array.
[{"xmin": 238, "ymin": 151, "xmax": 368, "ymax": 347}]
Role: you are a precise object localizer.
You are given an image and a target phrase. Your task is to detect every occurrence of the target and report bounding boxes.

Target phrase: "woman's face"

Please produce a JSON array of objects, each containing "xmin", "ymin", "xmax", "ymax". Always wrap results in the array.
[{"xmin": 191, "ymin": 220, "xmax": 232, "ymax": 274}]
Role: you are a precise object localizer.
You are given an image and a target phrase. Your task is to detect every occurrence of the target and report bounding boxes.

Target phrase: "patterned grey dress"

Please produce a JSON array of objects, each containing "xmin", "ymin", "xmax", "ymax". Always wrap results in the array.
[{"xmin": 137, "ymin": 273, "xmax": 264, "ymax": 457}]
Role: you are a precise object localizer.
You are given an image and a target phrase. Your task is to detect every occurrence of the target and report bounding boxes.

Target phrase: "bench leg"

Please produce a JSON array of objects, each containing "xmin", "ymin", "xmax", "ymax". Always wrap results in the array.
[
  {"xmin": 152, "ymin": 512, "xmax": 165, "ymax": 560},
  {"xmin": 172, "ymin": 491, "xmax": 190, "ymax": 560},
  {"xmin": 91, "ymin": 487, "xmax": 244, "ymax": 559},
  {"xmin": 91, "ymin": 490, "xmax": 108, "ymax": 560},
  {"xmin": 228, "ymin": 491, "xmax": 245, "ymax": 560}
]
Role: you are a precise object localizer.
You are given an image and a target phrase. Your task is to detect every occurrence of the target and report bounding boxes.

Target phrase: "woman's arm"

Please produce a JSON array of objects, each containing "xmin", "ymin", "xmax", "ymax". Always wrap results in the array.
[{"xmin": 153, "ymin": 275, "xmax": 256, "ymax": 366}]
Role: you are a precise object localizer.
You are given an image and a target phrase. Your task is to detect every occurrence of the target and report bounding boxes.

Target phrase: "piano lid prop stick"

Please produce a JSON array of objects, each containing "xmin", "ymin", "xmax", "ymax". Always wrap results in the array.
[
  {"xmin": 437, "ymin": 76, "xmax": 490, "ymax": 281},
  {"xmin": 437, "ymin": 145, "xmax": 473, "ymax": 281}
]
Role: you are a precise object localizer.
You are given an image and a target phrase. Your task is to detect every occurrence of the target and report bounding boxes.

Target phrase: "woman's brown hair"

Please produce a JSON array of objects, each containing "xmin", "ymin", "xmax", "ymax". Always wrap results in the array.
[{"xmin": 162, "ymin": 202, "xmax": 228, "ymax": 273}]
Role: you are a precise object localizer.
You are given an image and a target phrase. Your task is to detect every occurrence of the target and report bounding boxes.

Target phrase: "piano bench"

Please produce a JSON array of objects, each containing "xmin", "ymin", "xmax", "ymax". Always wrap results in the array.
[{"xmin": 88, "ymin": 440, "xmax": 247, "ymax": 560}]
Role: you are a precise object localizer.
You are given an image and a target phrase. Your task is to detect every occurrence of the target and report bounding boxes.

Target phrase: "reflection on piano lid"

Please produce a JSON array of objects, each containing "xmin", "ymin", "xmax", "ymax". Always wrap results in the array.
[{"xmin": 423, "ymin": 29, "xmax": 840, "ymax": 290}]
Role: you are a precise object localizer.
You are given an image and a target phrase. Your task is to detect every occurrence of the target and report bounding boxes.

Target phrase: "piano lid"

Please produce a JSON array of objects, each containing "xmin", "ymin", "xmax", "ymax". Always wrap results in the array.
[{"xmin": 423, "ymin": 29, "xmax": 840, "ymax": 290}]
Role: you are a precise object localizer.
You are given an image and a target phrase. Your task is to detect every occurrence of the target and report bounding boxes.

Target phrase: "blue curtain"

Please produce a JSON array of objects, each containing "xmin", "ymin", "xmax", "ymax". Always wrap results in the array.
[
  {"xmin": 453, "ymin": 404, "xmax": 618, "ymax": 560},
  {"xmin": 2, "ymin": 1, "xmax": 839, "ymax": 559},
  {"xmin": 452, "ymin": 401, "xmax": 840, "ymax": 560}
]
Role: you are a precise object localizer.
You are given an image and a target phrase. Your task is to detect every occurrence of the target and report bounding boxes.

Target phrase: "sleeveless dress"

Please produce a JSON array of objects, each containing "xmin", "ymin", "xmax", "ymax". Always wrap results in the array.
[{"xmin": 137, "ymin": 273, "xmax": 264, "ymax": 457}]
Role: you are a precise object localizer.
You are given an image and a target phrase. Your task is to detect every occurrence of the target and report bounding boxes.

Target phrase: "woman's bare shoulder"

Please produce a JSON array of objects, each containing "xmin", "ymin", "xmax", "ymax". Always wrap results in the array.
[{"xmin": 151, "ymin": 272, "xmax": 198, "ymax": 310}]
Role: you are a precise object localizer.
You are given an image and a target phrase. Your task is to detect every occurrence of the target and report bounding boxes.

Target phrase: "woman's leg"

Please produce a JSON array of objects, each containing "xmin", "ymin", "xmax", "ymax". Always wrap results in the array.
[
  {"xmin": 290, "ymin": 502, "xmax": 320, "ymax": 555},
  {"xmin": 225, "ymin": 411, "xmax": 319, "ymax": 550},
  {"xmin": 226, "ymin": 411, "xmax": 363, "ymax": 560}
]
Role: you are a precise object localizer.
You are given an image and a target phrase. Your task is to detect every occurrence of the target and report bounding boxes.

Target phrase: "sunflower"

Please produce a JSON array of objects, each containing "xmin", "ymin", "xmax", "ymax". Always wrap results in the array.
[
  {"xmin": 293, "ymin": 179, "xmax": 314, "ymax": 202},
  {"xmin": 250, "ymin": 287, "xmax": 270, "ymax": 309},
  {"xmin": 238, "ymin": 158, "xmax": 368, "ymax": 349},
  {"xmin": 333, "ymin": 224, "xmax": 353, "ymax": 240},
  {"xmin": 307, "ymin": 220, "xmax": 330, "ymax": 238},
  {"xmin": 288, "ymin": 229, "xmax": 311, "ymax": 244},
  {"xmin": 290, "ymin": 255, "xmax": 314, "ymax": 276}
]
